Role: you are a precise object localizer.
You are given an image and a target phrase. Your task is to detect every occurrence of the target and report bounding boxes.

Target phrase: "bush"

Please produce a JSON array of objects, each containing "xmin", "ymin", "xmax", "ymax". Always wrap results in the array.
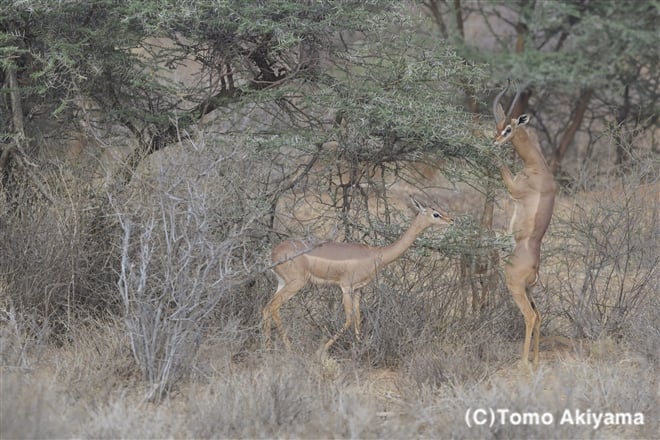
[
  {"xmin": 0, "ymin": 168, "xmax": 118, "ymax": 352},
  {"xmin": 548, "ymin": 180, "xmax": 658, "ymax": 340},
  {"xmin": 114, "ymin": 138, "xmax": 271, "ymax": 400}
]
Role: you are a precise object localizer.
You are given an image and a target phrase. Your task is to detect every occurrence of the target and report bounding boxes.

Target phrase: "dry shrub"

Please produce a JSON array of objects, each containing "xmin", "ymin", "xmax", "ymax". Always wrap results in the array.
[
  {"xmin": 548, "ymin": 179, "xmax": 658, "ymax": 341},
  {"xmin": 0, "ymin": 168, "xmax": 118, "ymax": 350},
  {"xmin": 113, "ymin": 137, "xmax": 273, "ymax": 400},
  {"xmin": 622, "ymin": 287, "xmax": 660, "ymax": 363}
]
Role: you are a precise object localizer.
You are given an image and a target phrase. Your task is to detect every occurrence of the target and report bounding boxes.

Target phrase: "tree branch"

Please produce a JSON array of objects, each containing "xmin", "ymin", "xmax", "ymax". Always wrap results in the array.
[{"xmin": 112, "ymin": 86, "xmax": 243, "ymax": 188}]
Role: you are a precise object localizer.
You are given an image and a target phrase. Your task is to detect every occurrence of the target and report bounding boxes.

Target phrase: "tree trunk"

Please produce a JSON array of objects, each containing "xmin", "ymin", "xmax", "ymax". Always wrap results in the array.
[
  {"xmin": 453, "ymin": 0, "xmax": 465, "ymax": 40},
  {"xmin": 1, "ymin": 68, "xmax": 24, "ymax": 209},
  {"xmin": 614, "ymin": 84, "xmax": 632, "ymax": 166},
  {"xmin": 8, "ymin": 67, "xmax": 25, "ymax": 137},
  {"xmin": 424, "ymin": 0, "xmax": 448, "ymax": 39},
  {"xmin": 550, "ymin": 88, "xmax": 593, "ymax": 174}
]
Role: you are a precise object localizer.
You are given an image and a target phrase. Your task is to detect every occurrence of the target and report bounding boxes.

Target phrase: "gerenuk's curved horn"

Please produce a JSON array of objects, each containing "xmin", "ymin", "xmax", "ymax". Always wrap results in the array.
[
  {"xmin": 492, "ymin": 81, "xmax": 510, "ymax": 125},
  {"xmin": 506, "ymin": 80, "xmax": 533, "ymax": 118}
]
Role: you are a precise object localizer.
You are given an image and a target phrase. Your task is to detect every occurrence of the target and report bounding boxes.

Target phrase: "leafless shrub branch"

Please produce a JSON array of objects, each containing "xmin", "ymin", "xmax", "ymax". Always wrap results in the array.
[
  {"xmin": 114, "ymin": 139, "xmax": 266, "ymax": 401},
  {"xmin": 548, "ymin": 174, "xmax": 658, "ymax": 340}
]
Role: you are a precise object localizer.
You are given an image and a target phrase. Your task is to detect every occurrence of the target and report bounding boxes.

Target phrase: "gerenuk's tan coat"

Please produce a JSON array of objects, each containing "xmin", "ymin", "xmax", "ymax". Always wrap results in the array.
[
  {"xmin": 263, "ymin": 201, "xmax": 453, "ymax": 355},
  {"xmin": 494, "ymin": 89, "xmax": 558, "ymax": 368}
]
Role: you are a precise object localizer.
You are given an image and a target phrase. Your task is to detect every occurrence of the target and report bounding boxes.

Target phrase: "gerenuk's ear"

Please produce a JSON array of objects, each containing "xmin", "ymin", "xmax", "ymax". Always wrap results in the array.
[
  {"xmin": 516, "ymin": 114, "xmax": 530, "ymax": 126},
  {"xmin": 410, "ymin": 196, "xmax": 426, "ymax": 213}
]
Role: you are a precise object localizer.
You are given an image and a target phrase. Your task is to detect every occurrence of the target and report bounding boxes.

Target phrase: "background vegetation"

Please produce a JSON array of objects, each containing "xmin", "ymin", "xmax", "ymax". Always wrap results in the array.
[{"xmin": 1, "ymin": 0, "xmax": 658, "ymax": 437}]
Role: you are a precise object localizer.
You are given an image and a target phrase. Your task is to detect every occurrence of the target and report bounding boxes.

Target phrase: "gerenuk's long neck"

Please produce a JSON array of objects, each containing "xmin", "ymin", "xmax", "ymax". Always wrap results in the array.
[
  {"xmin": 378, "ymin": 214, "xmax": 428, "ymax": 267},
  {"xmin": 512, "ymin": 127, "xmax": 550, "ymax": 171}
]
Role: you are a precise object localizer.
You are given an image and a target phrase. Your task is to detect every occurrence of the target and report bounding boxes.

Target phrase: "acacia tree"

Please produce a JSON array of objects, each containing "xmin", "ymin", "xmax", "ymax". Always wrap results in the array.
[
  {"xmin": 1, "ymin": 1, "xmax": 495, "ymax": 194},
  {"xmin": 2, "ymin": 1, "xmax": 498, "ymax": 389},
  {"xmin": 417, "ymin": 0, "xmax": 659, "ymax": 314},
  {"xmin": 422, "ymin": 0, "xmax": 659, "ymax": 178},
  {"xmin": 1, "ymin": 0, "xmax": 504, "ymax": 238}
]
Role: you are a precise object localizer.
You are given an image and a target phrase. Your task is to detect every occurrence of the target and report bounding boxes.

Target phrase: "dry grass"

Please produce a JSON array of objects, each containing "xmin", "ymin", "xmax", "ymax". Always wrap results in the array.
[{"xmin": 2, "ymin": 321, "xmax": 657, "ymax": 438}]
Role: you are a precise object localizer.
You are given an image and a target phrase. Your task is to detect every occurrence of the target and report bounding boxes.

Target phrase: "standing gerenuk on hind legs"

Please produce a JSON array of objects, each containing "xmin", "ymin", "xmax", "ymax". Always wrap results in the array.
[{"xmin": 492, "ymin": 82, "xmax": 558, "ymax": 369}]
